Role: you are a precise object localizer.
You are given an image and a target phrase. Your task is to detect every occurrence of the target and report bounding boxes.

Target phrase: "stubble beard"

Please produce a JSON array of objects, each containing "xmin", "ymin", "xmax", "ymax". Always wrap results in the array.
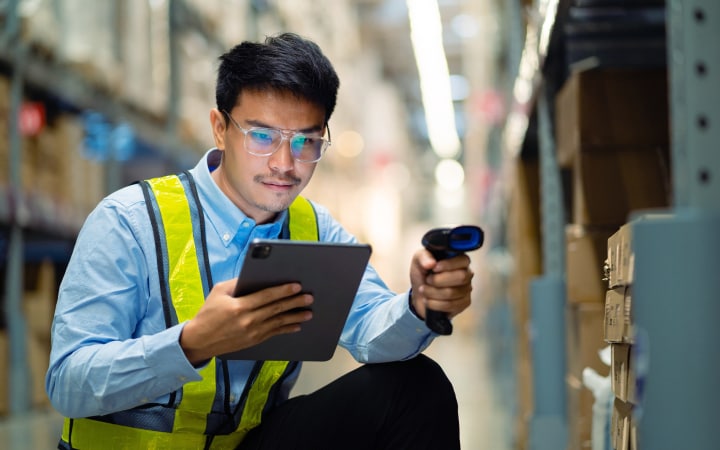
[{"xmin": 252, "ymin": 173, "xmax": 302, "ymax": 213}]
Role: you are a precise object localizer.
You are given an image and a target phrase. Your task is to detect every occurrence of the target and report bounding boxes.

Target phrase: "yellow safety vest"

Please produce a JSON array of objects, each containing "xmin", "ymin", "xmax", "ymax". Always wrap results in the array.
[{"xmin": 61, "ymin": 171, "xmax": 318, "ymax": 449}]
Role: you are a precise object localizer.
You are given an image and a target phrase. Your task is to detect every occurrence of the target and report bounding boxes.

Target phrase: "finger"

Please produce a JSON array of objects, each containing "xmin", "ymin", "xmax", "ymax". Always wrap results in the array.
[
  {"xmin": 431, "ymin": 254, "xmax": 471, "ymax": 272},
  {"xmin": 424, "ymin": 293, "xmax": 471, "ymax": 315},
  {"xmin": 257, "ymin": 308, "xmax": 314, "ymax": 341},
  {"xmin": 256, "ymin": 293, "xmax": 314, "ymax": 323},
  {"xmin": 238, "ymin": 282, "xmax": 303, "ymax": 309},
  {"xmin": 426, "ymin": 267, "xmax": 474, "ymax": 288},
  {"xmin": 213, "ymin": 278, "xmax": 241, "ymax": 296},
  {"xmin": 417, "ymin": 249, "xmax": 438, "ymax": 270},
  {"xmin": 422, "ymin": 283, "xmax": 473, "ymax": 302}
]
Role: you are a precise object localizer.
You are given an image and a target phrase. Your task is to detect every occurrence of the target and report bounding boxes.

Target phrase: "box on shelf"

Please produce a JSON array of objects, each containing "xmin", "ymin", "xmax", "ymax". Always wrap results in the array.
[
  {"xmin": 567, "ymin": 303, "xmax": 608, "ymax": 378},
  {"xmin": 0, "ymin": 331, "xmax": 7, "ymax": 416},
  {"xmin": 611, "ymin": 343, "xmax": 637, "ymax": 404},
  {"xmin": 0, "ymin": 74, "xmax": 8, "ymax": 108},
  {"xmin": 566, "ymin": 302, "xmax": 608, "ymax": 449},
  {"xmin": 604, "ymin": 286, "xmax": 633, "ymax": 344},
  {"xmin": 508, "ymin": 158, "xmax": 542, "ymax": 279},
  {"xmin": 606, "ymin": 214, "xmax": 674, "ymax": 288},
  {"xmin": 566, "ymin": 225, "xmax": 616, "ymax": 303},
  {"xmin": 611, "ymin": 397, "xmax": 633, "ymax": 450},
  {"xmin": 572, "ymin": 147, "xmax": 671, "ymax": 227},
  {"xmin": 506, "ymin": 158, "xmax": 542, "ymax": 450},
  {"xmin": 607, "ymin": 222, "xmax": 634, "ymax": 288},
  {"xmin": 23, "ymin": 260, "xmax": 57, "ymax": 408},
  {"xmin": 554, "ymin": 67, "xmax": 669, "ymax": 168}
]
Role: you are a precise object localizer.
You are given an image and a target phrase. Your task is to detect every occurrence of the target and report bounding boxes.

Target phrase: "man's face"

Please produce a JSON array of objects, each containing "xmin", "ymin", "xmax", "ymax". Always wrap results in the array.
[{"xmin": 210, "ymin": 90, "xmax": 325, "ymax": 224}]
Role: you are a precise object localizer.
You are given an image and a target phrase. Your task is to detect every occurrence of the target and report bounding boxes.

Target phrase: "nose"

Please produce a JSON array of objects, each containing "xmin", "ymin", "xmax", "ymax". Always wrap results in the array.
[{"xmin": 267, "ymin": 138, "xmax": 295, "ymax": 173}]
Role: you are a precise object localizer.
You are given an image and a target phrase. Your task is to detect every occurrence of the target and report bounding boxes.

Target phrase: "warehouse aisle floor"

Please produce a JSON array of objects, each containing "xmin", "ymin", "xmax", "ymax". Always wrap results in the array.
[{"xmin": 0, "ymin": 327, "xmax": 511, "ymax": 449}]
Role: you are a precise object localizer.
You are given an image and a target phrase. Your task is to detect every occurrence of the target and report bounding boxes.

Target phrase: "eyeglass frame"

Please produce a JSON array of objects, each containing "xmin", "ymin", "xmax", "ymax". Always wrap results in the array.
[{"xmin": 222, "ymin": 110, "xmax": 331, "ymax": 163}]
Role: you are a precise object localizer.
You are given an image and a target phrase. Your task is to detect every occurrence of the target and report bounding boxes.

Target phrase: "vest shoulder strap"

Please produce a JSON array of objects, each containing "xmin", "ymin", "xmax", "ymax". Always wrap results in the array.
[{"xmin": 288, "ymin": 196, "xmax": 319, "ymax": 241}]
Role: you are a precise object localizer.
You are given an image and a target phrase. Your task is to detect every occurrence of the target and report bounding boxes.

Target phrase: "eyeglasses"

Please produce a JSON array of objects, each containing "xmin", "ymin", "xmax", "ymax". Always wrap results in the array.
[{"xmin": 222, "ymin": 110, "xmax": 331, "ymax": 163}]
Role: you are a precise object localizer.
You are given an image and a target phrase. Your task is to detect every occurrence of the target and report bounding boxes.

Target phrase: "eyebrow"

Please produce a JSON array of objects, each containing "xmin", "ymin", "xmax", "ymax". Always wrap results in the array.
[{"xmin": 245, "ymin": 119, "xmax": 323, "ymax": 135}]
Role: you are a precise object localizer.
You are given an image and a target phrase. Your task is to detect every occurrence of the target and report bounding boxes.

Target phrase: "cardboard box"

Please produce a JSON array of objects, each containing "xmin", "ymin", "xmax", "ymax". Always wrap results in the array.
[
  {"xmin": 555, "ymin": 67, "xmax": 669, "ymax": 168},
  {"xmin": 606, "ymin": 214, "xmax": 672, "ymax": 288},
  {"xmin": 506, "ymin": 158, "xmax": 542, "ymax": 448},
  {"xmin": 604, "ymin": 287, "xmax": 633, "ymax": 344},
  {"xmin": 611, "ymin": 343, "xmax": 637, "ymax": 404},
  {"xmin": 607, "ymin": 223, "xmax": 634, "ymax": 288},
  {"xmin": 0, "ymin": 331, "xmax": 7, "ymax": 416},
  {"xmin": 566, "ymin": 225, "xmax": 616, "ymax": 303},
  {"xmin": 0, "ymin": 75, "xmax": 8, "ymax": 183},
  {"xmin": 22, "ymin": 260, "xmax": 57, "ymax": 409},
  {"xmin": 23, "ymin": 260, "xmax": 57, "ymax": 340},
  {"xmin": 611, "ymin": 397, "xmax": 633, "ymax": 450},
  {"xmin": 572, "ymin": 148, "xmax": 671, "ymax": 227},
  {"xmin": 630, "ymin": 419, "xmax": 638, "ymax": 450},
  {"xmin": 508, "ymin": 158, "xmax": 542, "ymax": 280},
  {"xmin": 567, "ymin": 303, "xmax": 609, "ymax": 379},
  {"xmin": 566, "ymin": 302, "xmax": 608, "ymax": 449}
]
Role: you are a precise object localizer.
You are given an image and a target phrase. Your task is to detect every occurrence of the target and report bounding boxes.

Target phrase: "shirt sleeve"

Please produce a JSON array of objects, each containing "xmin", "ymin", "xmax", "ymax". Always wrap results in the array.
[
  {"xmin": 45, "ymin": 189, "xmax": 202, "ymax": 418},
  {"xmin": 312, "ymin": 202, "xmax": 436, "ymax": 363}
]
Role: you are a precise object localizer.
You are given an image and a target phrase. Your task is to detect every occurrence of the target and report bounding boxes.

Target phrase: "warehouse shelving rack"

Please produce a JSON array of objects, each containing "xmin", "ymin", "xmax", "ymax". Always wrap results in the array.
[
  {"xmin": 0, "ymin": 0, "xmax": 234, "ymax": 415},
  {"xmin": 631, "ymin": 1, "xmax": 720, "ymax": 448},
  {"xmin": 500, "ymin": 0, "xmax": 719, "ymax": 448}
]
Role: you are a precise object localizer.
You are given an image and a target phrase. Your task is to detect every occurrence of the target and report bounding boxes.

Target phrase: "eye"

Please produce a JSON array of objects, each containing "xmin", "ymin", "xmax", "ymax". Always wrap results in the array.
[
  {"xmin": 303, "ymin": 136, "xmax": 320, "ymax": 145},
  {"xmin": 291, "ymin": 135, "xmax": 309, "ymax": 147},
  {"xmin": 248, "ymin": 129, "xmax": 277, "ymax": 145}
]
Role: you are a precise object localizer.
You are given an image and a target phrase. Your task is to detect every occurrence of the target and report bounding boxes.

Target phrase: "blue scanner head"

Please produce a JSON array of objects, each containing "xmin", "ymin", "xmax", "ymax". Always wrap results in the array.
[{"xmin": 447, "ymin": 225, "xmax": 484, "ymax": 252}]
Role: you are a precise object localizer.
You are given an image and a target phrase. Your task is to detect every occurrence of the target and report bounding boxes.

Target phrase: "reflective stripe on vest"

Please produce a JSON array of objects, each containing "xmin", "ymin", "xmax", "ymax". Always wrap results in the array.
[{"xmin": 61, "ymin": 173, "xmax": 318, "ymax": 449}]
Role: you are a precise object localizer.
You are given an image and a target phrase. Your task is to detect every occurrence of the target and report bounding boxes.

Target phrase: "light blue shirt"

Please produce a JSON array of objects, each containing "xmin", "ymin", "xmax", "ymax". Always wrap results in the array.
[{"xmin": 47, "ymin": 149, "xmax": 435, "ymax": 419}]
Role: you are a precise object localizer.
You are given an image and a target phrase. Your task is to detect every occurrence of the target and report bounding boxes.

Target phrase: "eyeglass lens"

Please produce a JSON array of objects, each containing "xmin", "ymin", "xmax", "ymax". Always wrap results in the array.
[{"xmin": 246, "ymin": 128, "xmax": 325, "ymax": 161}]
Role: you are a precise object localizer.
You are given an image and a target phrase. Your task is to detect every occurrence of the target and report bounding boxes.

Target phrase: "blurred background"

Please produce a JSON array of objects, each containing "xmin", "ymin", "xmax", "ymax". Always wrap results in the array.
[{"xmin": 2, "ymin": 0, "xmax": 712, "ymax": 449}]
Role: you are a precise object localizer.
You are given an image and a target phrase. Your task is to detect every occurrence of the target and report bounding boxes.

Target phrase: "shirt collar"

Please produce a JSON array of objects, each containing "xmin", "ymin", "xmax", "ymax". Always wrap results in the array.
[{"xmin": 189, "ymin": 149, "xmax": 287, "ymax": 247}]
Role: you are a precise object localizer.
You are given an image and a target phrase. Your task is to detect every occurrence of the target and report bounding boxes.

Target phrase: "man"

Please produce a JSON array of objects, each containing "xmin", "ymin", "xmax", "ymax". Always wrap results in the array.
[{"xmin": 47, "ymin": 32, "xmax": 474, "ymax": 449}]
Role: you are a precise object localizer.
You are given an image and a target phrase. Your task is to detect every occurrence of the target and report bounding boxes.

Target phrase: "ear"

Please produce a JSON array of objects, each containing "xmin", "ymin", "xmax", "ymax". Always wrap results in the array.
[{"xmin": 210, "ymin": 109, "xmax": 227, "ymax": 150}]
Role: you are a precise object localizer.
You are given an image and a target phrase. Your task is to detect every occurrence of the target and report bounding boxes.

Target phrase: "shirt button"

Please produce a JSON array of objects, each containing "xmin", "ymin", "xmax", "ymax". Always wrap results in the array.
[
  {"xmin": 222, "ymin": 233, "xmax": 231, "ymax": 241},
  {"xmin": 416, "ymin": 328, "xmax": 424, "ymax": 333},
  {"xmin": 179, "ymin": 376, "xmax": 187, "ymax": 382},
  {"xmin": 242, "ymin": 222, "xmax": 250, "ymax": 228}
]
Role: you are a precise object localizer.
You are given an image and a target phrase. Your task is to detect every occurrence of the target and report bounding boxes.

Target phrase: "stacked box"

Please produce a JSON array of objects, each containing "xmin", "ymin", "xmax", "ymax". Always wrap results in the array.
[
  {"xmin": 506, "ymin": 158, "xmax": 542, "ymax": 450},
  {"xmin": 564, "ymin": 225, "xmax": 614, "ymax": 450},
  {"xmin": 555, "ymin": 67, "xmax": 672, "ymax": 228},
  {"xmin": 566, "ymin": 225, "xmax": 616, "ymax": 304},
  {"xmin": 565, "ymin": 302, "xmax": 608, "ymax": 449},
  {"xmin": 611, "ymin": 398, "xmax": 635, "ymax": 450},
  {"xmin": 0, "ymin": 75, "xmax": 8, "ymax": 186},
  {"xmin": 0, "ymin": 331, "xmax": 7, "ymax": 416},
  {"xmin": 554, "ymin": 68, "xmax": 670, "ymax": 168},
  {"xmin": 603, "ymin": 216, "xmax": 668, "ymax": 449},
  {"xmin": 555, "ymin": 67, "xmax": 672, "ymax": 450},
  {"xmin": 22, "ymin": 260, "xmax": 58, "ymax": 409}
]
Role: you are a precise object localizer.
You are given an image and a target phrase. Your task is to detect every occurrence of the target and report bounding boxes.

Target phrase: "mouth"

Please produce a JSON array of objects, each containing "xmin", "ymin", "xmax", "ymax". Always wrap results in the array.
[{"xmin": 257, "ymin": 175, "xmax": 301, "ymax": 191}]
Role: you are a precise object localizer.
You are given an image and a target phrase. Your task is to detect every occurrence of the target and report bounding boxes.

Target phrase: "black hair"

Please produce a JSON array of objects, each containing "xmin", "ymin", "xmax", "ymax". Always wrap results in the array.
[{"xmin": 216, "ymin": 32, "xmax": 340, "ymax": 124}]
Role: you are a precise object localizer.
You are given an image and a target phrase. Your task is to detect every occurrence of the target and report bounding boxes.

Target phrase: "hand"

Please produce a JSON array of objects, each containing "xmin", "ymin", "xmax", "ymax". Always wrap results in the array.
[
  {"xmin": 179, "ymin": 279, "xmax": 313, "ymax": 364},
  {"xmin": 409, "ymin": 249, "xmax": 474, "ymax": 322}
]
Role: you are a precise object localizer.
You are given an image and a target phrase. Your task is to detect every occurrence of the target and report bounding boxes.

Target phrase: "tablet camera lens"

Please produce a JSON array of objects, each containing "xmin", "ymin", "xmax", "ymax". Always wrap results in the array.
[{"xmin": 252, "ymin": 245, "xmax": 272, "ymax": 259}]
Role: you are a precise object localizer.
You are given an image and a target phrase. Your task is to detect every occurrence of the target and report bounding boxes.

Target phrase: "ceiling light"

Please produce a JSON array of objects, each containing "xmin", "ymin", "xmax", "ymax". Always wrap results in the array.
[{"xmin": 407, "ymin": 0, "xmax": 461, "ymax": 159}]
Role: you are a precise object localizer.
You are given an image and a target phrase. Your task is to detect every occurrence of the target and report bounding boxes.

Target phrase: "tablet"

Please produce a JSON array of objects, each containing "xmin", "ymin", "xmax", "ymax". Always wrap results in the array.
[{"xmin": 219, "ymin": 239, "xmax": 372, "ymax": 361}]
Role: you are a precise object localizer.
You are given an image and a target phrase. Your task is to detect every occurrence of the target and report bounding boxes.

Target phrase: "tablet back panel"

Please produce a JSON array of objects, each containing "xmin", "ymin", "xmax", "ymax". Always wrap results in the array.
[{"xmin": 220, "ymin": 240, "xmax": 372, "ymax": 361}]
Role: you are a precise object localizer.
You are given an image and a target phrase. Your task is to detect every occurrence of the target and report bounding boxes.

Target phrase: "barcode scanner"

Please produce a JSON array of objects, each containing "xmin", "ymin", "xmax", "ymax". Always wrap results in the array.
[{"xmin": 421, "ymin": 225, "xmax": 485, "ymax": 335}]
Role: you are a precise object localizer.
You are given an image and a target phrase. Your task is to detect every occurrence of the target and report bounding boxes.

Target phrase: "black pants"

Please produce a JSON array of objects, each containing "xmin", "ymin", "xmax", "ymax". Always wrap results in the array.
[{"xmin": 237, "ymin": 354, "xmax": 460, "ymax": 450}]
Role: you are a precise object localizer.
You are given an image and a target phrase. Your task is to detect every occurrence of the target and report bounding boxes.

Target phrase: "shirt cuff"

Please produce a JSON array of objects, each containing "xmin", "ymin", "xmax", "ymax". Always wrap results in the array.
[
  {"xmin": 144, "ymin": 323, "xmax": 203, "ymax": 384},
  {"xmin": 402, "ymin": 290, "xmax": 436, "ymax": 336},
  {"xmin": 407, "ymin": 288, "xmax": 423, "ymax": 320}
]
